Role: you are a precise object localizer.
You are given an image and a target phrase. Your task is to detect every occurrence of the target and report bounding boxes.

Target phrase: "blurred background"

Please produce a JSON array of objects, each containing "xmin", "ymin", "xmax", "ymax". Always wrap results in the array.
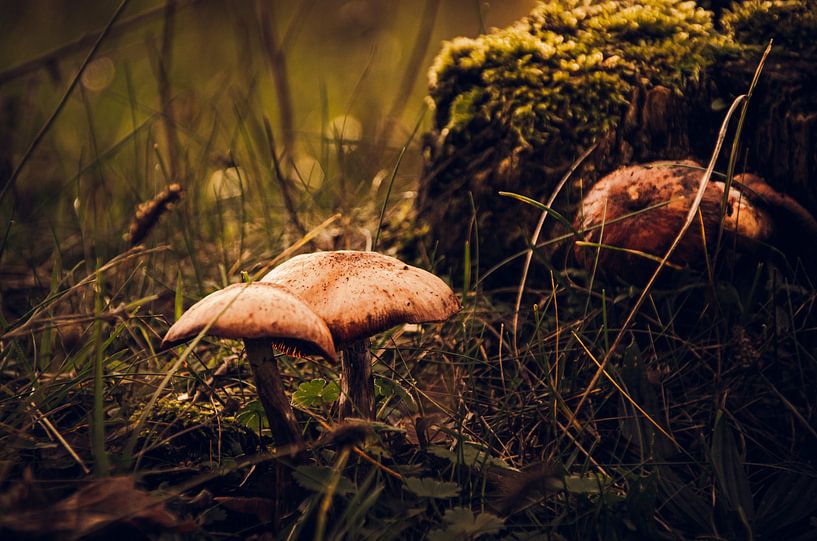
[
  {"xmin": 4, "ymin": 8, "xmax": 817, "ymax": 541},
  {"xmin": 0, "ymin": 0, "xmax": 536, "ymax": 271}
]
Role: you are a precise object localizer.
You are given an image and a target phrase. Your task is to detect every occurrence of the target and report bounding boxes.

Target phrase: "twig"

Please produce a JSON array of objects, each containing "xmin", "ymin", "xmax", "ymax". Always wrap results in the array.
[
  {"xmin": 1, "ymin": 305, "xmax": 133, "ymax": 340},
  {"xmin": 30, "ymin": 402, "xmax": 91, "ymax": 475},
  {"xmin": 191, "ymin": 355, "xmax": 238, "ymax": 403},
  {"xmin": 2, "ymin": 245, "xmax": 166, "ymax": 338},
  {"xmin": 572, "ymin": 332, "xmax": 679, "ymax": 448},
  {"xmin": 301, "ymin": 411, "xmax": 403, "ymax": 481}
]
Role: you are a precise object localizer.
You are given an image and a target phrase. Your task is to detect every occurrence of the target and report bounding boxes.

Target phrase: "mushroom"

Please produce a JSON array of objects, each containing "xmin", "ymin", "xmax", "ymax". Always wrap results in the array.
[
  {"xmin": 733, "ymin": 172, "xmax": 817, "ymax": 261},
  {"xmin": 572, "ymin": 160, "xmax": 817, "ymax": 279},
  {"xmin": 162, "ymin": 282, "xmax": 336, "ymax": 454},
  {"xmin": 261, "ymin": 250, "xmax": 461, "ymax": 419}
]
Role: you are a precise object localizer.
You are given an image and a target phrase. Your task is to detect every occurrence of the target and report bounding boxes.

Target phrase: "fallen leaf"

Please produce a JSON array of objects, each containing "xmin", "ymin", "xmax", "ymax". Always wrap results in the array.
[{"xmin": 0, "ymin": 476, "xmax": 192, "ymax": 540}]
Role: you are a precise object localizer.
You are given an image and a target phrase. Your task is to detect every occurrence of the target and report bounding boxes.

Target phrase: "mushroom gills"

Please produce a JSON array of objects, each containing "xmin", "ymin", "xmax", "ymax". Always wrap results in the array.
[
  {"xmin": 261, "ymin": 250, "xmax": 461, "ymax": 420},
  {"xmin": 161, "ymin": 282, "xmax": 337, "ymax": 455}
]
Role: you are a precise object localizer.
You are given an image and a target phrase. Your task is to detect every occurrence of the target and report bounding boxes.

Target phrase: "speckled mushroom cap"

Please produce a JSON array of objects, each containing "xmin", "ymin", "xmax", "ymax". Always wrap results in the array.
[
  {"xmin": 573, "ymin": 161, "xmax": 775, "ymax": 275},
  {"xmin": 161, "ymin": 282, "xmax": 337, "ymax": 361},
  {"xmin": 735, "ymin": 173, "xmax": 817, "ymax": 240},
  {"xmin": 260, "ymin": 250, "xmax": 461, "ymax": 344}
]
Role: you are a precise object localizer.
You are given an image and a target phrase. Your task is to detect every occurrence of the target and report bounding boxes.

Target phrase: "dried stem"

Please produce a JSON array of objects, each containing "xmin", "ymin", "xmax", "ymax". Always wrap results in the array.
[
  {"xmin": 157, "ymin": 0, "xmax": 179, "ymax": 177},
  {"xmin": 263, "ymin": 118, "xmax": 307, "ymax": 237},
  {"xmin": 256, "ymin": 0, "xmax": 295, "ymax": 155}
]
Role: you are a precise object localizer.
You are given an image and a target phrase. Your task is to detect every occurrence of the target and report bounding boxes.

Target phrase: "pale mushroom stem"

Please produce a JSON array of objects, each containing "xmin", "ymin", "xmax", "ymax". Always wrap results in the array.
[
  {"xmin": 244, "ymin": 338, "xmax": 305, "ymax": 456},
  {"xmin": 338, "ymin": 339, "xmax": 375, "ymax": 420}
]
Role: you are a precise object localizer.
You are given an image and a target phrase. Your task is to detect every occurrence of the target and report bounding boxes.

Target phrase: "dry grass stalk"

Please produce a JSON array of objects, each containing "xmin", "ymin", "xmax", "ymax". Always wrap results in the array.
[{"xmin": 125, "ymin": 183, "xmax": 184, "ymax": 246}]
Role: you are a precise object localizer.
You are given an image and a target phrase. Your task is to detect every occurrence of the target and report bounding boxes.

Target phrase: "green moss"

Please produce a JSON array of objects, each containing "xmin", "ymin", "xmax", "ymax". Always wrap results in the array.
[
  {"xmin": 428, "ymin": 0, "xmax": 723, "ymax": 157},
  {"xmin": 420, "ymin": 0, "xmax": 817, "ymax": 277},
  {"xmin": 722, "ymin": 0, "xmax": 817, "ymax": 56},
  {"xmin": 132, "ymin": 393, "xmax": 259, "ymax": 460}
]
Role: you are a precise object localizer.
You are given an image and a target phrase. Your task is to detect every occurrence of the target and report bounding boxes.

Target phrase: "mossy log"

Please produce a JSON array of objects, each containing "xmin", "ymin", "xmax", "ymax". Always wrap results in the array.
[{"xmin": 416, "ymin": 0, "xmax": 817, "ymax": 285}]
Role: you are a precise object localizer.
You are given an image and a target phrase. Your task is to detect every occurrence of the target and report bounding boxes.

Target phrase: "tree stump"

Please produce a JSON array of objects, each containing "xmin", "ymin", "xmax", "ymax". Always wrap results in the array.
[{"xmin": 416, "ymin": 0, "xmax": 817, "ymax": 286}]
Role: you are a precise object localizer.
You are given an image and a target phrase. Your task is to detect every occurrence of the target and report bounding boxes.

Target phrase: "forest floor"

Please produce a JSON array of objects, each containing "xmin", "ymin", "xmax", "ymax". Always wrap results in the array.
[{"xmin": 1, "ymin": 1, "xmax": 816, "ymax": 540}]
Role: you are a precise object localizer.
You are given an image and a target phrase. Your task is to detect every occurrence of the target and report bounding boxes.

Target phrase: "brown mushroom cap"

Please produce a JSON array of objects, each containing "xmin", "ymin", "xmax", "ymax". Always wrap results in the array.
[
  {"xmin": 714, "ymin": 181, "xmax": 773, "ymax": 241},
  {"xmin": 161, "ymin": 282, "xmax": 337, "ymax": 361},
  {"xmin": 573, "ymin": 161, "xmax": 774, "ymax": 276},
  {"xmin": 260, "ymin": 251, "xmax": 461, "ymax": 344},
  {"xmin": 734, "ymin": 173, "xmax": 817, "ymax": 240}
]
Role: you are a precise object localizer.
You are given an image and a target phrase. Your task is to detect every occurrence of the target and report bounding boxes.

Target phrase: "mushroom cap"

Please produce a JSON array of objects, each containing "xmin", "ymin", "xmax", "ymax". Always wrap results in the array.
[
  {"xmin": 735, "ymin": 173, "xmax": 817, "ymax": 241},
  {"xmin": 573, "ymin": 161, "xmax": 774, "ymax": 276},
  {"xmin": 161, "ymin": 282, "xmax": 337, "ymax": 361},
  {"xmin": 260, "ymin": 250, "xmax": 461, "ymax": 344},
  {"xmin": 714, "ymin": 181, "xmax": 772, "ymax": 241}
]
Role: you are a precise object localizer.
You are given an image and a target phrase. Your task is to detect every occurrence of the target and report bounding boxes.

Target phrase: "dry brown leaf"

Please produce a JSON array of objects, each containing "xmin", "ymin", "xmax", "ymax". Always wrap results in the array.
[{"xmin": 0, "ymin": 476, "xmax": 192, "ymax": 540}]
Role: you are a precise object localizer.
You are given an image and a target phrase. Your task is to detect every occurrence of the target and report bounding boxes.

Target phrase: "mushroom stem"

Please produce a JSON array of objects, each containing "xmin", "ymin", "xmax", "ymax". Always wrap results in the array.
[
  {"xmin": 338, "ymin": 339, "xmax": 375, "ymax": 419},
  {"xmin": 244, "ymin": 338, "xmax": 305, "ymax": 457}
]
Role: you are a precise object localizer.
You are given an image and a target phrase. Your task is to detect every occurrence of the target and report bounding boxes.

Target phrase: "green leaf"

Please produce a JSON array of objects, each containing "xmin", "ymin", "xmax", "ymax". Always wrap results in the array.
[
  {"xmin": 403, "ymin": 477, "xmax": 461, "ymax": 499},
  {"xmin": 427, "ymin": 507, "xmax": 505, "ymax": 541},
  {"xmin": 498, "ymin": 191, "xmax": 578, "ymax": 234},
  {"xmin": 236, "ymin": 399, "xmax": 267, "ymax": 430},
  {"xmin": 757, "ymin": 472, "xmax": 817, "ymax": 533},
  {"xmin": 291, "ymin": 379, "xmax": 340, "ymax": 408},
  {"xmin": 656, "ymin": 466, "xmax": 712, "ymax": 532},
  {"xmin": 174, "ymin": 270, "xmax": 183, "ymax": 322},
  {"xmin": 293, "ymin": 465, "xmax": 355, "ymax": 495},
  {"xmin": 564, "ymin": 474, "xmax": 605, "ymax": 495},
  {"xmin": 374, "ymin": 378, "xmax": 394, "ymax": 398},
  {"xmin": 711, "ymin": 411, "xmax": 755, "ymax": 527},
  {"xmin": 427, "ymin": 442, "xmax": 512, "ymax": 471}
]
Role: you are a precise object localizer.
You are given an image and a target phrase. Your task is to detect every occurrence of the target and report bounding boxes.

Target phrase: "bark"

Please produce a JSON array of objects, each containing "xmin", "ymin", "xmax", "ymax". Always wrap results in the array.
[{"xmin": 712, "ymin": 55, "xmax": 817, "ymax": 214}]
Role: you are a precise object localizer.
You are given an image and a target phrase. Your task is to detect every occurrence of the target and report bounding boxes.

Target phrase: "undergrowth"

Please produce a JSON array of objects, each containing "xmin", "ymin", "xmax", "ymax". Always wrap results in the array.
[{"xmin": 1, "ymin": 1, "xmax": 816, "ymax": 540}]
